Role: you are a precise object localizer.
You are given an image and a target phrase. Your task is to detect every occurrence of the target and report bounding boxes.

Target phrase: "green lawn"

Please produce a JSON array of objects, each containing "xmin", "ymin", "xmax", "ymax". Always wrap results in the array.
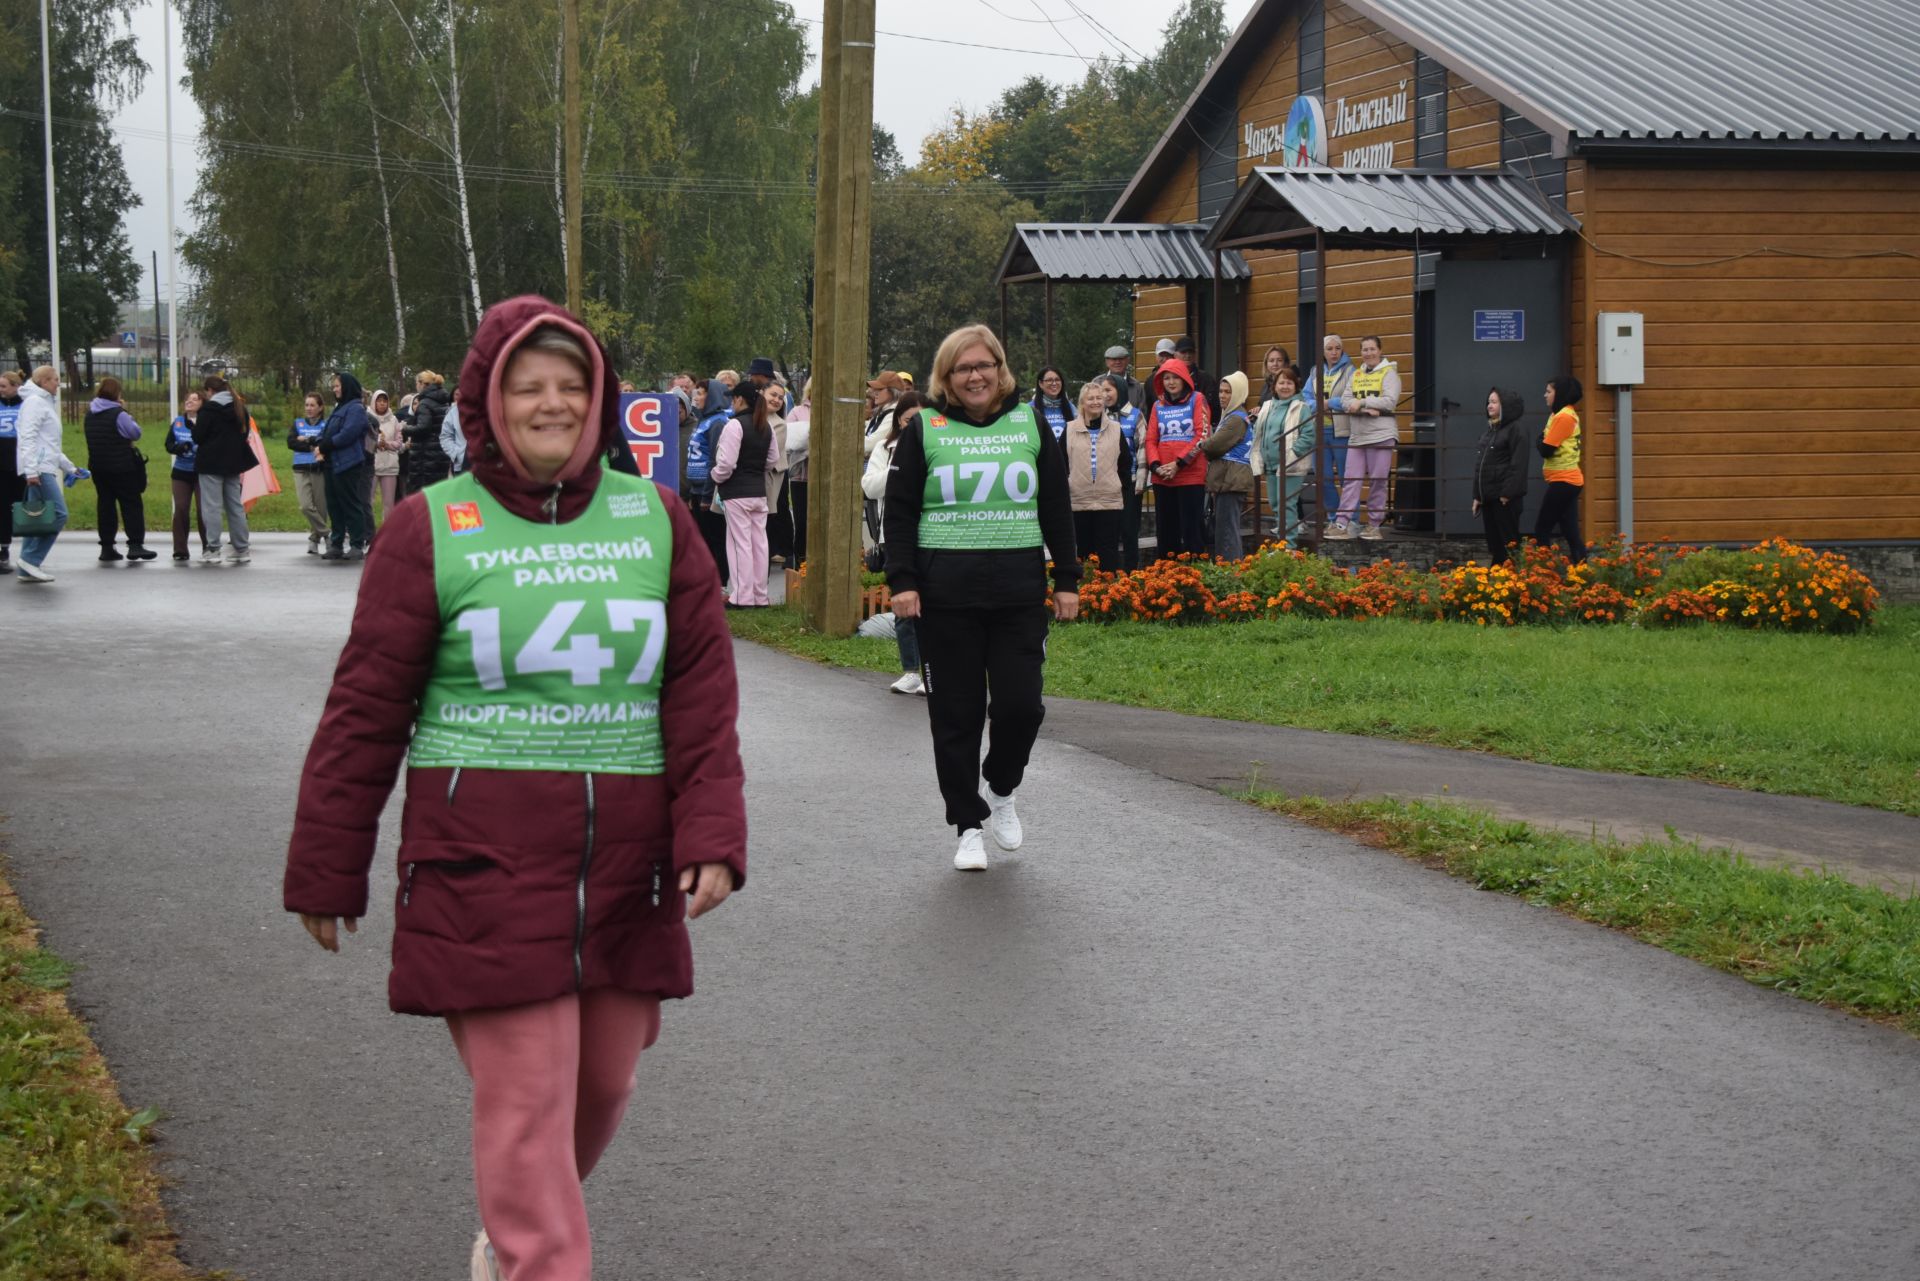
[
  {"xmin": 50, "ymin": 403, "xmax": 377, "ymax": 535},
  {"xmin": 1243, "ymin": 790, "xmax": 1920, "ymax": 1035},
  {"xmin": 0, "ymin": 859, "xmax": 210, "ymax": 1280},
  {"xmin": 728, "ymin": 604, "xmax": 1920, "ymax": 814}
]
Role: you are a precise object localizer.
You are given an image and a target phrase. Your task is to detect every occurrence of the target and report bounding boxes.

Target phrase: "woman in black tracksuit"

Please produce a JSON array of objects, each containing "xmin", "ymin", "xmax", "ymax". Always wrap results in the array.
[
  {"xmin": 884, "ymin": 323, "xmax": 1080, "ymax": 873},
  {"xmin": 1472, "ymin": 387, "xmax": 1529, "ymax": 563}
]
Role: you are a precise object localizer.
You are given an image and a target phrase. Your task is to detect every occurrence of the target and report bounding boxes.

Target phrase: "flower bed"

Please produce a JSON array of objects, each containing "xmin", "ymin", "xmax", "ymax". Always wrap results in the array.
[{"xmin": 1072, "ymin": 539, "xmax": 1878, "ymax": 634}]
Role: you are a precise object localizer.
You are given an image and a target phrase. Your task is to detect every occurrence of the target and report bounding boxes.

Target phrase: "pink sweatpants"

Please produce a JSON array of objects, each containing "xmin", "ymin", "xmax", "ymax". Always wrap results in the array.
[
  {"xmin": 447, "ymin": 990, "xmax": 662, "ymax": 1281},
  {"xmin": 722, "ymin": 497, "xmax": 770, "ymax": 605},
  {"xmin": 1338, "ymin": 443, "xmax": 1395, "ymax": 527}
]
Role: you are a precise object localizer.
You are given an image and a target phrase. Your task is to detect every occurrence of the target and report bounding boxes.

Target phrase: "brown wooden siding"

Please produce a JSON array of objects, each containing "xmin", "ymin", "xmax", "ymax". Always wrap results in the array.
[
  {"xmin": 1131, "ymin": 153, "xmax": 1201, "ymax": 372},
  {"xmin": 1577, "ymin": 166, "xmax": 1920, "ymax": 544}
]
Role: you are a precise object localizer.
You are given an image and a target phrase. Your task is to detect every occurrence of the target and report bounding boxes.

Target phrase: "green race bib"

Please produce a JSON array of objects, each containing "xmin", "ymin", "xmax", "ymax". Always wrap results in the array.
[
  {"xmin": 409, "ymin": 472, "xmax": 674, "ymax": 775},
  {"xmin": 917, "ymin": 404, "xmax": 1045, "ymax": 550}
]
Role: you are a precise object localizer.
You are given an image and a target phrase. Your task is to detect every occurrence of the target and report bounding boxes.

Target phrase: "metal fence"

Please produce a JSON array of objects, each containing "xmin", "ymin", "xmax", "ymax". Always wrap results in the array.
[{"xmin": 56, "ymin": 355, "xmax": 296, "ymax": 430}]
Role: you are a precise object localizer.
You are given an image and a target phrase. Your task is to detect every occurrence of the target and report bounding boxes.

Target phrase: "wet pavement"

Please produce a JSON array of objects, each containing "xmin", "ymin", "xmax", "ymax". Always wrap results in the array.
[{"xmin": 3, "ymin": 532, "xmax": 1919, "ymax": 1280}]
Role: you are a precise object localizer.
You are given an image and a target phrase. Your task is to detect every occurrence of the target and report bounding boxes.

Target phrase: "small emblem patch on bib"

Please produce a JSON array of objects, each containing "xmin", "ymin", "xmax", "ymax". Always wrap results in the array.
[{"xmin": 445, "ymin": 501, "xmax": 485, "ymax": 536}]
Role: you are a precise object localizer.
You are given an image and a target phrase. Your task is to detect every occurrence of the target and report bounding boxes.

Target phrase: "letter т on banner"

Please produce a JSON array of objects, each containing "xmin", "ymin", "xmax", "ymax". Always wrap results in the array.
[{"xmin": 619, "ymin": 393, "xmax": 681, "ymax": 490}]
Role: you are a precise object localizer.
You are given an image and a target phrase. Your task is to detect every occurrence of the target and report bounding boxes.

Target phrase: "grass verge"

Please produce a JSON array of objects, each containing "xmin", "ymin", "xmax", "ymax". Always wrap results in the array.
[
  {"xmin": 727, "ymin": 604, "xmax": 1920, "ymax": 813},
  {"xmin": 0, "ymin": 856, "xmax": 213, "ymax": 1280},
  {"xmin": 1241, "ymin": 789, "xmax": 1920, "ymax": 1035}
]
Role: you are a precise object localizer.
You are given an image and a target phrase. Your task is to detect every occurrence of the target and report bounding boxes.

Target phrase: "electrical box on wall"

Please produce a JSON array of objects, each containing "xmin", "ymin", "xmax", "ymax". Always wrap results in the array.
[{"xmin": 1597, "ymin": 311, "xmax": 1645, "ymax": 386}]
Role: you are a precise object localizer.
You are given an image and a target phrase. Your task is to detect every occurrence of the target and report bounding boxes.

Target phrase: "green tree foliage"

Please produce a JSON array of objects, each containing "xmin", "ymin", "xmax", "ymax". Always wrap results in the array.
[
  {"xmin": 0, "ymin": 0, "xmax": 146, "ymax": 375},
  {"xmin": 895, "ymin": 0, "xmax": 1229, "ymax": 387},
  {"xmin": 177, "ymin": 0, "xmax": 1230, "ymax": 393}
]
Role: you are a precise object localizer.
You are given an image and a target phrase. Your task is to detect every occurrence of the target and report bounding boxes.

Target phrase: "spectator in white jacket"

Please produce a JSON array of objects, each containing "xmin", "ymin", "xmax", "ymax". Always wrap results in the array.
[
  {"xmin": 862, "ymin": 390, "xmax": 928, "ymax": 695},
  {"xmin": 12, "ymin": 366, "xmax": 85, "ymax": 583}
]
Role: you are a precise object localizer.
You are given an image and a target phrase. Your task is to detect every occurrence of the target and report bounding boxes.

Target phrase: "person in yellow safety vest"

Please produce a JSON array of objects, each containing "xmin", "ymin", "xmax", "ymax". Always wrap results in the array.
[
  {"xmin": 1534, "ymin": 375, "xmax": 1587, "ymax": 564},
  {"xmin": 1326, "ymin": 335, "xmax": 1399, "ymax": 540}
]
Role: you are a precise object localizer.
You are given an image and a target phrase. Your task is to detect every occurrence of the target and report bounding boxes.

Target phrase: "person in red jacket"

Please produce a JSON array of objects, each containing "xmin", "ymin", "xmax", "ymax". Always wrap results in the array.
[
  {"xmin": 1142, "ymin": 357, "xmax": 1210, "ymax": 559},
  {"xmin": 283, "ymin": 295, "xmax": 746, "ymax": 1281}
]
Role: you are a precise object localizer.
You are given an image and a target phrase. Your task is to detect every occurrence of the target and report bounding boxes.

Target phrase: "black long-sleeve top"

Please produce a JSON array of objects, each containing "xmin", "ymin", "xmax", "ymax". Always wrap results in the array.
[{"xmin": 883, "ymin": 392, "xmax": 1080, "ymax": 608}]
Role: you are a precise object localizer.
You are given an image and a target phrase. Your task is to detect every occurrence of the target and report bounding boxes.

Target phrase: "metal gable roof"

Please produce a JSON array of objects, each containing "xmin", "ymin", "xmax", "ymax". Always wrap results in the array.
[
  {"xmin": 1347, "ymin": 0, "xmax": 1920, "ymax": 147},
  {"xmin": 995, "ymin": 224, "xmax": 1253, "ymax": 286},
  {"xmin": 1204, "ymin": 168, "xmax": 1582, "ymax": 250}
]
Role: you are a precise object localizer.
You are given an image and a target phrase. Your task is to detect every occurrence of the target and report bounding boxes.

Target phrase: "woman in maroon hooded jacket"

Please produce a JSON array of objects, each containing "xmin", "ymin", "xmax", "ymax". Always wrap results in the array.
[
  {"xmin": 283, "ymin": 296, "xmax": 746, "ymax": 1281},
  {"xmin": 1142, "ymin": 357, "xmax": 1210, "ymax": 559}
]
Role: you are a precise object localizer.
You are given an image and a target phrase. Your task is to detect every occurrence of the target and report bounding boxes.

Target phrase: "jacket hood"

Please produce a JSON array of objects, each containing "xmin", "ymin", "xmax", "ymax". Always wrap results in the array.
[
  {"xmin": 335, "ymin": 371, "xmax": 364, "ymax": 404},
  {"xmin": 416, "ymin": 383, "xmax": 451, "ymax": 407},
  {"xmin": 1155, "ymin": 358, "xmax": 1195, "ymax": 403},
  {"xmin": 372, "ymin": 389, "xmax": 391, "ymax": 412},
  {"xmin": 457, "ymin": 294, "xmax": 616, "ymax": 499},
  {"xmin": 1323, "ymin": 352, "xmax": 1353, "ymax": 374},
  {"xmin": 1221, "ymin": 371, "xmax": 1249, "ymax": 416},
  {"xmin": 21, "ymin": 380, "xmax": 53, "ymax": 403},
  {"xmin": 1490, "ymin": 388, "xmax": 1525, "ymax": 427},
  {"xmin": 88, "ymin": 397, "xmax": 121, "ymax": 412},
  {"xmin": 702, "ymin": 379, "xmax": 730, "ymax": 417}
]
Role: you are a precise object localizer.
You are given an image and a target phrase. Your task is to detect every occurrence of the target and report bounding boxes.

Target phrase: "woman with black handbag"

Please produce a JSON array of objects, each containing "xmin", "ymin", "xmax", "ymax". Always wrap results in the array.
[{"xmin": 84, "ymin": 377, "xmax": 155, "ymax": 562}]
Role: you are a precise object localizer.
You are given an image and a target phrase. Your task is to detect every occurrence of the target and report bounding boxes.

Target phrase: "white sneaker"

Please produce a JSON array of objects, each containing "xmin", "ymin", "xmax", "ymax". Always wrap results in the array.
[
  {"xmin": 16, "ymin": 560, "xmax": 53, "ymax": 583},
  {"xmin": 229, "ymin": 550, "xmax": 251, "ymax": 564},
  {"xmin": 889, "ymin": 671, "xmax": 923, "ymax": 695},
  {"xmin": 954, "ymin": 828, "xmax": 989, "ymax": 871},
  {"xmin": 200, "ymin": 546, "xmax": 223, "ymax": 563},
  {"xmin": 985, "ymin": 789, "xmax": 1023, "ymax": 851},
  {"xmin": 470, "ymin": 1229, "xmax": 500, "ymax": 1281},
  {"xmin": 1323, "ymin": 521, "xmax": 1356, "ymax": 540}
]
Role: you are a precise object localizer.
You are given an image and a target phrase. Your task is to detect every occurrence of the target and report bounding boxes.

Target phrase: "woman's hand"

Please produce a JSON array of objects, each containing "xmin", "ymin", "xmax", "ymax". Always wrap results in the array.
[
  {"xmin": 1054, "ymin": 591, "xmax": 1079, "ymax": 622},
  {"xmin": 300, "ymin": 914, "xmax": 358, "ymax": 952},
  {"xmin": 892, "ymin": 589, "xmax": 921, "ymax": 619},
  {"xmin": 1472, "ymin": 499, "xmax": 1480, "ymax": 515},
  {"xmin": 1155, "ymin": 462, "xmax": 1177, "ymax": 481},
  {"xmin": 680, "ymin": 863, "xmax": 735, "ymax": 919}
]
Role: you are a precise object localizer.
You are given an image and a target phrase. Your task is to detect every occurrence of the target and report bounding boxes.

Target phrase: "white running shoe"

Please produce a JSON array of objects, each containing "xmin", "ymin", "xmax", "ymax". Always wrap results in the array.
[
  {"xmin": 200, "ymin": 546, "xmax": 224, "ymax": 563},
  {"xmin": 889, "ymin": 671, "xmax": 923, "ymax": 695},
  {"xmin": 954, "ymin": 828, "xmax": 989, "ymax": 871},
  {"xmin": 16, "ymin": 560, "xmax": 53, "ymax": 583},
  {"xmin": 229, "ymin": 550, "xmax": 251, "ymax": 565},
  {"xmin": 985, "ymin": 789, "xmax": 1023, "ymax": 851},
  {"xmin": 470, "ymin": 1229, "xmax": 501, "ymax": 1281}
]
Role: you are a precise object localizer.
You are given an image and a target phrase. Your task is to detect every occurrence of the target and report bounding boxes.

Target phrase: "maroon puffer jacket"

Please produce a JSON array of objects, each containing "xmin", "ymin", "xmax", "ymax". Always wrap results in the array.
[{"xmin": 284, "ymin": 296, "xmax": 746, "ymax": 1016}]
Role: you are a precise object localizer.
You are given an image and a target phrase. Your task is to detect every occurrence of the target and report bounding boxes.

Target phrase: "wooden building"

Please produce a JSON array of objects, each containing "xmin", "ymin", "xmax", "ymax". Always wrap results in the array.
[{"xmin": 1010, "ymin": 0, "xmax": 1920, "ymax": 550}]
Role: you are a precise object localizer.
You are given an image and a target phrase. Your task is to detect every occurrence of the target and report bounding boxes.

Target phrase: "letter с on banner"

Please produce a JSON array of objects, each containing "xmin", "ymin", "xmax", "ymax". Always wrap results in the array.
[{"xmin": 620, "ymin": 393, "xmax": 682, "ymax": 491}]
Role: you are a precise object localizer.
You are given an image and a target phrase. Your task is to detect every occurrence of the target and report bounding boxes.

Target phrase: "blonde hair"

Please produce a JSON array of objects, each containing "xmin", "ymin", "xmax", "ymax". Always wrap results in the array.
[
  {"xmin": 513, "ymin": 325, "xmax": 593, "ymax": 377},
  {"xmin": 31, "ymin": 364, "xmax": 57, "ymax": 389},
  {"xmin": 1076, "ymin": 381, "xmax": 1108, "ymax": 415},
  {"xmin": 416, "ymin": 369, "xmax": 445, "ymax": 388},
  {"xmin": 930, "ymin": 324, "xmax": 1016, "ymax": 405},
  {"xmin": 715, "ymin": 368, "xmax": 740, "ymax": 389}
]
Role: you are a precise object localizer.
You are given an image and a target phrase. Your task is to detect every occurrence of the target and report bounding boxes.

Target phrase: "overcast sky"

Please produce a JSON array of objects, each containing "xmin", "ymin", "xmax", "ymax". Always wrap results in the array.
[{"xmin": 108, "ymin": 0, "xmax": 1260, "ymax": 304}]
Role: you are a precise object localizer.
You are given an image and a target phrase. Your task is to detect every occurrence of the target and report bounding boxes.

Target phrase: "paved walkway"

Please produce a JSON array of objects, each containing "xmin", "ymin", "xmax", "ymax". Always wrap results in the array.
[{"xmin": 2, "ymin": 534, "xmax": 1918, "ymax": 1280}]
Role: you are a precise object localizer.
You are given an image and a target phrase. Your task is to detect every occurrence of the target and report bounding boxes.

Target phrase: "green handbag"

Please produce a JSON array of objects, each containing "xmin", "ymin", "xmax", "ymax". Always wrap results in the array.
[{"xmin": 11, "ymin": 482, "xmax": 62, "ymax": 537}]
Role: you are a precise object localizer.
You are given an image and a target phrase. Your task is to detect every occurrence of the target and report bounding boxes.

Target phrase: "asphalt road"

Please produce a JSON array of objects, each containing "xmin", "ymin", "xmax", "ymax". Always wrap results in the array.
[{"xmin": 3, "ymin": 534, "xmax": 1919, "ymax": 1280}]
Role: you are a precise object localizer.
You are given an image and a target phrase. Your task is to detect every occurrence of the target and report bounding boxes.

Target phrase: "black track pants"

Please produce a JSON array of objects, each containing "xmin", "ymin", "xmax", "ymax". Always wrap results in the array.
[
  {"xmin": 918, "ymin": 604, "xmax": 1050, "ymax": 835},
  {"xmin": 1534, "ymin": 480, "xmax": 1586, "ymax": 564},
  {"xmin": 1481, "ymin": 497, "xmax": 1523, "ymax": 563}
]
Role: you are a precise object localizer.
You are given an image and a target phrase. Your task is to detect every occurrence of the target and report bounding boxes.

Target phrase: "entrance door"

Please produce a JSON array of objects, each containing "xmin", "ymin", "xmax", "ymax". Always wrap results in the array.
[{"xmin": 1432, "ymin": 257, "xmax": 1565, "ymax": 537}]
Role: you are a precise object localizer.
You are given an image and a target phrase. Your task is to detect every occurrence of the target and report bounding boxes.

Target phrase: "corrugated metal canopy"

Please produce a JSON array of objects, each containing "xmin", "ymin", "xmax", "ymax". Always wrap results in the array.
[
  {"xmin": 1205, "ymin": 168, "xmax": 1581, "ymax": 251},
  {"xmin": 995, "ymin": 223, "xmax": 1252, "ymax": 286},
  {"xmin": 1349, "ymin": 0, "xmax": 1920, "ymax": 148}
]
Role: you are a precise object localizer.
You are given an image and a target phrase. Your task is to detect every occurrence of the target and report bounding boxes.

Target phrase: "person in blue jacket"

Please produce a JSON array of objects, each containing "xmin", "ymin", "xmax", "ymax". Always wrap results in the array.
[
  {"xmin": 320, "ymin": 371, "xmax": 373, "ymax": 561},
  {"xmin": 684, "ymin": 377, "xmax": 732, "ymax": 589},
  {"xmin": 164, "ymin": 390, "xmax": 208, "ymax": 561},
  {"xmin": 0, "ymin": 369, "xmax": 23, "ymax": 568}
]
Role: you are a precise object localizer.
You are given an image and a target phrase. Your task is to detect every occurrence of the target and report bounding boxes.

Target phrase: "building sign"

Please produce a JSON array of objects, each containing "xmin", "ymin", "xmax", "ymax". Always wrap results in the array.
[
  {"xmin": 1246, "ymin": 95, "xmax": 1327, "ymax": 167},
  {"xmin": 1330, "ymin": 81, "xmax": 1407, "ymax": 168},
  {"xmin": 120, "ymin": 331, "xmax": 138, "ymax": 348},
  {"xmin": 618, "ymin": 393, "xmax": 680, "ymax": 490},
  {"xmin": 1244, "ymin": 81, "xmax": 1407, "ymax": 169},
  {"xmin": 1473, "ymin": 310, "xmax": 1527, "ymax": 343}
]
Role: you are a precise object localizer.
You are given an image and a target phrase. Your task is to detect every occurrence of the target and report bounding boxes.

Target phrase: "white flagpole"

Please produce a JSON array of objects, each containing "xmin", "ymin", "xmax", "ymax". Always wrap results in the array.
[
  {"xmin": 162, "ymin": 0, "xmax": 178, "ymax": 421},
  {"xmin": 40, "ymin": 0, "xmax": 61, "ymax": 376}
]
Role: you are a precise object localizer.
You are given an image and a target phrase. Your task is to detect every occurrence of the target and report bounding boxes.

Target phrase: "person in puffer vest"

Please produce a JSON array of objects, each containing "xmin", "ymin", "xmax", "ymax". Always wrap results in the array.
[{"xmin": 283, "ymin": 295, "xmax": 746, "ymax": 1281}]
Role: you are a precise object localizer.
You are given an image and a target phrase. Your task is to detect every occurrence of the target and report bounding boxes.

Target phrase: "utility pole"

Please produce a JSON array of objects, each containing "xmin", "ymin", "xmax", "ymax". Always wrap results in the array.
[
  {"xmin": 40, "ymin": 0, "xmax": 61, "ymax": 378},
  {"xmin": 562, "ymin": 0, "xmax": 584, "ymax": 313},
  {"xmin": 802, "ymin": 0, "xmax": 876, "ymax": 637}
]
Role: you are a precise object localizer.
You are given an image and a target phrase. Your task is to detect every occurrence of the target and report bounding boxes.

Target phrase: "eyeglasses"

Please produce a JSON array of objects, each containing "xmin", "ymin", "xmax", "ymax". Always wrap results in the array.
[{"xmin": 953, "ymin": 360, "xmax": 1000, "ymax": 379}]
